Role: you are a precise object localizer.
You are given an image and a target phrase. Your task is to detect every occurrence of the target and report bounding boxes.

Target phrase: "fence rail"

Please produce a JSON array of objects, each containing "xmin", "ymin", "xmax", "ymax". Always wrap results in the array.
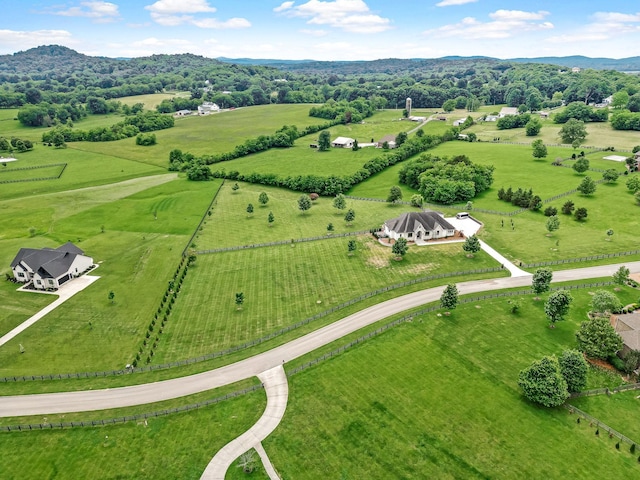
[
  {"xmin": 569, "ymin": 382, "xmax": 640, "ymax": 399},
  {"xmin": 0, "ymin": 266, "xmax": 503, "ymax": 383},
  {"xmin": 522, "ymin": 250, "xmax": 640, "ymax": 268},
  {"xmin": 182, "ymin": 179, "xmax": 224, "ymax": 257},
  {"xmin": 565, "ymin": 404, "xmax": 638, "ymax": 448}
]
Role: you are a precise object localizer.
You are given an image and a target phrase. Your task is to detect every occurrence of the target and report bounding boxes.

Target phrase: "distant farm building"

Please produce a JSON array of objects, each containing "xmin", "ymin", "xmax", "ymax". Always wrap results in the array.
[
  {"xmin": 331, "ymin": 137, "xmax": 355, "ymax": 148},
  {"xmin": 377, "ymin": 134, "xmax": 397, "ymax": 149},
  {"xmin": 498, "ymin": 107, "xmax": 518, "ymax": 118},
  {"xmin": 198, "ymin": 102, "xmax": 220, "ymax": 115}
]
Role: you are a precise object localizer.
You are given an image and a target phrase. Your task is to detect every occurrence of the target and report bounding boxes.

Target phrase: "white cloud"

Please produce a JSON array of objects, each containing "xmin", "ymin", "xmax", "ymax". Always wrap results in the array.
[
  {"xmin": 591, "ymin": 12, "xmax": 640, "ymax": 23},
  {"xmin": 277, "ymin": 0, "xmax": 392, "ymax": 33},
  {"xmin": 274, "ymin": 2, "xmax": 295, "ymax": 13},
  {"xmin": 145, "ymin": 0, "xmax": 216, "ymax": 14},
  {"xmin": 0, "ymin": 29, "xmax": 74, "ymax": 53},
  {"xmin": 145, "ymin": 0, "xmax": 250, "ymax": 29},
  {"xmin": 300, "ymin": 29, "xmax": 329, "ymax": 36},
  {"xmin": 436, "ymin": 0, "xmax": 478, "ymax": 6},
  {"xmin": 546, "ymin": 11, "xmax": 640, "ymax": 44},
  {"xmin": 424, "ymin": 9, "xmax": 553, "ymax": 39},
  {"xmin": 47, "ymin": 1, "xmax": 120, "ymax": 22}
]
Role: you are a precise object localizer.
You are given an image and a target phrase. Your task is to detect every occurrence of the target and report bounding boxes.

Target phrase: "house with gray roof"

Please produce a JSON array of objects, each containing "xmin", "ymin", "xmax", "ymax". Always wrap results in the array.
[
  {"xmin": 611, "ymin": 312, "xmax": 640, "ymax": 358},
  {"xmin": 10, "ymin": 242, "xmax": 93, "ymax": 290},
  {"xmin": 383, "ymin": 211, "xmax": 456, "ymax": 242}
]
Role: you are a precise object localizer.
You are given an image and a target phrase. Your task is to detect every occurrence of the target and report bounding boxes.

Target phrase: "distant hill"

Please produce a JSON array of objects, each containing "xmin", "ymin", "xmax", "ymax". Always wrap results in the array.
[{"xmin": 508, "ymin": 55, "xmax": 640, "ymax": 71}]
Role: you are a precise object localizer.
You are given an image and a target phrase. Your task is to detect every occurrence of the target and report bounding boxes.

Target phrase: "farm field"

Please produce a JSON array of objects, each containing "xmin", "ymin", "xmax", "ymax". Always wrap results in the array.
[{"xmin": 265, "ymin": 287, "xmax": 640, "ymax": 479}]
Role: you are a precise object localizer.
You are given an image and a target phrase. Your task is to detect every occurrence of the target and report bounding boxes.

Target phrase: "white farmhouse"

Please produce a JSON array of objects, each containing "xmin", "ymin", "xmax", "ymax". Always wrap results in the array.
[
  {"xmin": 383, "ymin": 211, "xmax": 456, "ymax": 242},
  {"xmin": 197, "ymin": 102, "xmax": 220, "ymax": 115},
  {"xmin": 331, "ymin": 137, "xmax": 355, "ymax": 148},
  {"xmin": 10, "ymin": 242, "xmax": 93, "ymax": 290}
]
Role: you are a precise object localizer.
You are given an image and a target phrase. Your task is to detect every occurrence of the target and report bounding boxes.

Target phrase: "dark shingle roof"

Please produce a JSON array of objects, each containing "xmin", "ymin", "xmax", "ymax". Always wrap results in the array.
[
  {"xmin": 385, "ymin": 211, "xmax": 455, "ymax": 234},
  {"xmin": 10, "ymin": 243, "xmax": 86, "ymax": 279}
]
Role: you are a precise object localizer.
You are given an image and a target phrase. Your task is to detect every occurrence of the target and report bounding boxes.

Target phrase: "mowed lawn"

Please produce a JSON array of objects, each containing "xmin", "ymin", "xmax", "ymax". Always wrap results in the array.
[
  {"xmin": 68, "ymin": 104, "xmax": 324, "ymax": 168},
  {"xmin": 265, "ymin": 287, "xmax": 640, "ymax": 479},
  {"xmin": 569, "ymin": 390, "xmax": 640, "ymax": 443},
  {"xmin": 154, "ymin": 236, "xmax": 501, "ymax": 363},
  {"xmin": 0, "ymin": 178, "xmax": 221, "ymax": 375}
]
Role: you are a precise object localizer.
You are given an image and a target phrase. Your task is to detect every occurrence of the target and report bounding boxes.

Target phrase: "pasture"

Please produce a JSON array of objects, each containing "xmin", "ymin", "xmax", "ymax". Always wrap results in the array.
[
  {"xmin": 570, "ymin": 390, "xmax": 640, "ymax": 442},
  {"xmin": 266, "ymin": 286, "xmax": 640, "ymax": 479}
]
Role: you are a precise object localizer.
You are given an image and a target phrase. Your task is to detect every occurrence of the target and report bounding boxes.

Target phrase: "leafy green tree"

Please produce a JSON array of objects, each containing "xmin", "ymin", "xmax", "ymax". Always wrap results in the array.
[
  {"xmin": 462, "ymin": 235, "xmax": 481, "ymax": 256},
  {"xmin": 258, "ymin": 192, "xmax": 269, "ymax": 206},
  {"xmin": 440, "ymin": 283, "xmax": 459, "ymax": 311},
  {"xmin": 347, "ymin": 239, "xmax": 357, "ymax": 255},
  {"xmin": 410, "ymin": 194, "xmax": 424, "ymax": 208},
  {"xmin": 558, "ymin": 350, "xmax": 588, "ymax": 393},
  {"xmin": 246, "ymin": 203, "xmax": 254, "ymax": 217},
  {"xmin": 333, "ymin": 193, "xmax": 346, "ymax": 211},
  {"xmin": 232, "ymin": 182, "xmax": 239, "ymax": 192},
  {"xmin": 590, "ymin": 290, "xmax": 622, "ymax": 316},
  {"xmin": 576, "ymin": 317, "xmax": 623, "ymax": 359},
  {"xmin": 392, "ymin": 237, "xmax": 408, "ymax": 259},
  {"xmin": 612, "ymin": 266, "xmax": 630, "ymax": 285},
  {"xmin": 532, "ymin": 139, "xmax": 547, "ymax": 159},
  {"xmin": 298, "ymin": 194, "xmax": 312, "ymax": 214},
  {"xmin": 577, "ymin": 176, "xmax": 596, "ymax": 195},
  {"xmin": 532, "ymin": 268, "xmax": 553, "ymax": 295},
  {"xmin": 559, "ymin": 118, "xmax": 587, "ymax": 146},
  {"xmin": 351, "ymin": 139, "xmax": 359, "ymax": 151},
  {"xmin": 574, "ymin": 207, "xmax": 588, "ymax": 221},
  {"xmin": 108, "ymin": 290, "xmax": 115, "ymax": 304},
  {"xmin": 518, "ymin": 356, "xmax": 569, "ymax": 407},
  {"xmin": 344, "ymin": 208, "xmax": 355, "ymax": 225},
  {"xmin": 442, "ymin": 99, "xmax": 455, "ymax": 112},
  {"xmin": 544, "ymin": 206, "xmax": 558, "ymax": 217},
  {"xmin": 318, "ymin": 130, "xmax": 331, "ymax": 151},
  {"xmin": 186, "ymin": 162, "xmax": 213, "ymax": 181},
  {"xmin": 611, "ymin": 91, "xmax": 629, "ymax": 109},
  {"xmin": 395, "ymin": 132, "xmax": 408, "ymax": 147},
  {"xmin": 602, "ymin": 169, "xmax": 618, "ymax": 183},
  {"xmin": 545, "ymin": 215, "xmax": 560, "ymax": 234},
  {"xmin": 626, "ymin": 176, "xmax": 640, "ymax": 193},
  {"xmin": 326, "ymin": 222, "xmax": 334, "ymax": 233},
  {"xmin": 387, "ymin": 185, "xmax": 403, "ymax": 204},
  {"xmin": 235, "ymin": 292, "xmax": 245, "ymax": 309},
  {"xmin": 267, "ymin": 211, "xmax": 275, "ymax": 226},
  {"xmin": 561, "ymin": 200, "xmax": 575, "ymax": 215},
  {"xmin": 572, "ymin": 157, "xmax": 590, "ymax": 174},
  {"xmin": 544, "ymin": 289, "xmax": 573, "ymax": 325},
  {"xmin": 525, "ymin": 117, "xmax": 542, "ymax": 136}
]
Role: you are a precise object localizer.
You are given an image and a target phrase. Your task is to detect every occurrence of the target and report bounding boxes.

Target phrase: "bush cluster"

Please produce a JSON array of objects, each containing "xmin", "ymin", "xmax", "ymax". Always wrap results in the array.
[{"xmin": 497, "ymin": 186, "xmax": 542, "ymax": 210}]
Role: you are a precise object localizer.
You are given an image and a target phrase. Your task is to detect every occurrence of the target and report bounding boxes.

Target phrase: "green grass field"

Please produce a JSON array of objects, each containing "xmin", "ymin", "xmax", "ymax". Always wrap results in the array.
[
  {"xmin": 569, "ymin": 390, "xmax": 640, "ymax": 442},
  {"xmin": 265, "ymin": 286, "xmax": 640, "ymax": 479}
]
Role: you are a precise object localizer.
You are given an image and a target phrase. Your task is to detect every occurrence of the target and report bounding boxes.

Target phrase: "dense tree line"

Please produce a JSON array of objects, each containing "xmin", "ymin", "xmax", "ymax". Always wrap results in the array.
[
  {"xmin": 497, "ymin": 113, "xmax": 531, "ymax": 130},
  {"xmin": 610, "ymin": 111, "xmax": 640, "ymax": 130},
  {"xmin": 552, "ymin": 101, "xmax": 609, "ymax": 123},
  {"xmin": 497, "ymin": 186, "xmax": 542, "ymax": 210},
  {"xmin": 41, "ymin": 111, "xmax": 173, "ymax": 143},
  {"xmin": 399, "ymin": 153, "xmax": 494, "ymax": 204}
]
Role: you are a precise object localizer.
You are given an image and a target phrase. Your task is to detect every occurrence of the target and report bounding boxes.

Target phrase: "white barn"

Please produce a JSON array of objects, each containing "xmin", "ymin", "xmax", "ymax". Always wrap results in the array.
[{"xmin": 10, "ymin": 242, "xmax": 93, "ymax": 290}]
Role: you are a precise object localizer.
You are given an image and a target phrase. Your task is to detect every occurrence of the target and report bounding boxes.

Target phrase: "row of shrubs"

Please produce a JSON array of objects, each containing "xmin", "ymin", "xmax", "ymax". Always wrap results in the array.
[{"xmin": 132, "ymin": 254, "xmax": 195, "ymax": 367}]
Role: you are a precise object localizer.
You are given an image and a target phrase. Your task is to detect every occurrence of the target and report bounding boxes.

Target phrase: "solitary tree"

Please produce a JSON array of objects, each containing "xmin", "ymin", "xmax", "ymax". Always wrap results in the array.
[
  {"xmin": 532, "ymin": 268, "xmax": 553, "ymax": 295},
  {"xmin": 246, "ymin": 203, "xmax": 254, "ymax": 217},
  {"xmin": 392, "ymin": 237, "xmax": 408, "ymax": 260},
  {"xmin": 544, "ymin": 289, "xmax": 573, "ymax": 325},
  {"xmin": 108, "ymin": 290, "xmax": 115, "ymax": 304},
  {"xmin": 440, "ymin": 283, "xmax": 459, "ymax": 311},
  {"xmin": 545, "ymin": 215, "xmax": 560, "ymax": 235},
  {"xmin": 561, "ymin": 200, "xmax": 575, "ymax": 215},
  {"xmin": 572, "ymin": 157, "xmax": 590, "ymax": 174},
  {"xmin": 526, "ymin": 118, "xmax": 542, "ymax": 136},
  {"xmin": 576, "ymin": 317, "xmax": 623, "ymax": 359},
  {"xmin": 267, "ymin": 211, "xmax": 275, "ymax": 226},
  {"xmin": 574, "ymin": 207, "xmax": 588, "ymax": 221},
  {"xmin": 606, "ymin": 228, "xmax": 614, "ymax": 240},
  {"xmin": 590, "ymin": 290, "xmax": 622, "ymax": 316},
  {"xmin": 612, "ymin": 265, "xmax": 630, "ymax": 285},
  {"xmin": 626, "ymin": 175, "xmax": 640, "ymax": 193},
  {"xmin": 462, "ymin": 234, "xmax": 481, "ymax": 257},
  {"xmin": 602, "ymin": 169, "xmax": 619, "ymax": 183},
  {"xmin": 344, "ymin": 208, "xmax": 356, "ymax": 225},
  {"xmin": 352, "ymin": 139, "xmax": 359, "ymax": 151},
  {"xmin": 232, "ymin": 182, "xmax": 239, "ymax": 192},
  {"xmin": 318, "ymin": 130, "xmax": 331, "ymax": 151},
  {"xmin": 326, "ymin": 222, "xmax": 334, "ymax": 233},
  {"xmin": 410, "ymin": 194, "xmax": 424, "ymax": 208},
  {"xmin": 333, "ymin": 193, "xmax": 347, "ymax": 211},
  {"xmin": 387, "ymin": 185, "xmax": 403, "ymax": 204},
  {"xmin": 347, "ymin": 239, "xmax": 357, "ymax": 256},
  {"xmin": 559, "ymin": 118, "xmax": 587, "ymax": 146},
  {"xmin": 532, "ymin": 139, "xmax": 547, "ymax": 159},
  {"xmin": 558, "ymin": 349, "xmax": 588, "ymax": 393},
  {"xmin": 258, "ymin": 192, "xmax": 269, "ymax": 206},
  {"xmin": 298, "ymin": 194, "xmax": 312, "ymax": 214},
  {"xmin": 577, "ymin": 176, "xmax": 596, "ymax": 195},
  {"xmin": 518, "ymin": 356, "xmax": 569, "ymax": 407},
  {"xmin": 235, "ymin": 292, "xmax": 245, "ymax": 309}
]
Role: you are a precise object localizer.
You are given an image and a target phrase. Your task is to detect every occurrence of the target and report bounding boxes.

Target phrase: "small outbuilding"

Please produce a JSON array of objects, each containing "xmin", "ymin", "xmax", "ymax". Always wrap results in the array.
[
  {"xmin": 498, "ymin": 107, "xmax": 518, "ymax": 118},
  {"xmin": 376, "ymin": 134, "xmax": 397, "ymax": 149},
  {"xmin": 383, "ymin": 211, "xmax": 456, "ymax": 242}
]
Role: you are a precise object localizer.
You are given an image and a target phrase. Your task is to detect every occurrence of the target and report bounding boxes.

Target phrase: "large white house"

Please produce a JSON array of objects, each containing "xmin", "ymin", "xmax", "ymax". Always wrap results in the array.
[
  {"xmin": 383, "ymin": 211, "xmax": 456, "ymax": 242},
  {"xmin": 10, "ymin": 242, "xmax": 93, "ymax": 290},
  {"xmin": 197, "ymin": 102, "xmax": 220, "ymax": 115},
  {"xmin": 331, "ymin": 136, "xmax": 355, "ymax": 148}
]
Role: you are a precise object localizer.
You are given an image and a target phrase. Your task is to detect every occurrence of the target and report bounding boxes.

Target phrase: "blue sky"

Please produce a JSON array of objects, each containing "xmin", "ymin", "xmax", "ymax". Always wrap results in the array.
[{"xmin": 1, "ymin": 0, "xmax": 639, "ymax": 60}]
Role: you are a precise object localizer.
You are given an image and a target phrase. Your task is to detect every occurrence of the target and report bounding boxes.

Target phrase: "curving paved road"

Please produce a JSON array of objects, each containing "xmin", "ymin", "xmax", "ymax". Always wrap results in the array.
[{"xmin": 1, "ymin": 261, "xmax": 638, "ymax": 418}]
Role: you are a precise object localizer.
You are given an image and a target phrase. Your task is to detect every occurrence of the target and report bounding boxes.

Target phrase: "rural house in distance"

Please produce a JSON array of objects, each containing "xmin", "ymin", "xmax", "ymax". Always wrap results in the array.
[
  {"xmin": 383, "ymin": 211, "xmax": 456, "ymax": 242},
  {"xmin": 10, "ymin": 242, "xmax": 93, "ymax": 290}
]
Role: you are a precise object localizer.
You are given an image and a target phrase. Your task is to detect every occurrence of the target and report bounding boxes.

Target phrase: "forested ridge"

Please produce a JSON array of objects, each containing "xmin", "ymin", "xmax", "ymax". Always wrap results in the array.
[{"xmin": 1, "ymin": 45, "xmax": 640, "ymax": 120}]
